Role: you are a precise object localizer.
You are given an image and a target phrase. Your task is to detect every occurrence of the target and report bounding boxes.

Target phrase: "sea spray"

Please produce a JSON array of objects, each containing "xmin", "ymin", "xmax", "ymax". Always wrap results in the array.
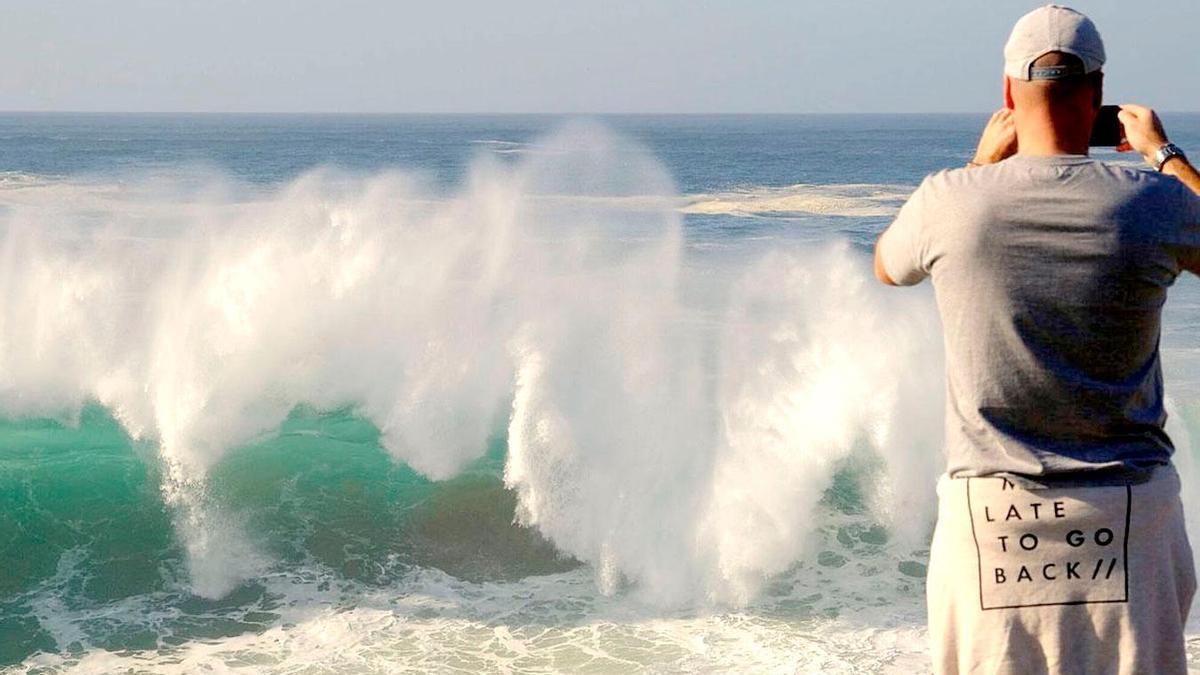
[
  {"xmin": 1166, "ymin": 398, "xmax": 1200, "ymax": 557},
  {"xmin": 0, "ymin": 121, "xmax": 949, "ymax": 606},
  {"xmin": 700, "ymin": 245, "xmax": 944, "ymax": 602},
  {"xmin": 1, "ymin": 165, "xmax": 533, "ymax": 597}
]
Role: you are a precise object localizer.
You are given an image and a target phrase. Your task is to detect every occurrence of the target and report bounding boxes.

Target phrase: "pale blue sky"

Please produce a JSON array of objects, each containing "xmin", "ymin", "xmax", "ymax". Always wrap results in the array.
[{"xmin": 1, "ymin": 1, "xmax": 1196, "ymax": 113}]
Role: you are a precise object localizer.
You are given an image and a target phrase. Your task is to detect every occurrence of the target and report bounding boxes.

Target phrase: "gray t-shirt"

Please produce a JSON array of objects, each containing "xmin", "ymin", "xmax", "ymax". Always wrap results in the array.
[{"xmin": 879, "ymin": 154, "xmax": 1200, "ymax": 479}]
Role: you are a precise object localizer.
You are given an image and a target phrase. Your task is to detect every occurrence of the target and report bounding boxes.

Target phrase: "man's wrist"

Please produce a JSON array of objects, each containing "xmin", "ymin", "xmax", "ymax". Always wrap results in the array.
[{"xmin": 1151, "ymin": 143, "xmax": 1187, "ymax": 172}]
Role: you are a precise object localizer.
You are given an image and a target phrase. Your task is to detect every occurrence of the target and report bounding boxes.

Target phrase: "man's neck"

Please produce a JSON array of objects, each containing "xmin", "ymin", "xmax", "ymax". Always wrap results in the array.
[
  {"xmin": 1015, "ymin": 110, "xmax": 1092, "ymax": 156},
  {"xmin": 1017, "ymin": 138, "xmax": 1090, "ymax": 156}
]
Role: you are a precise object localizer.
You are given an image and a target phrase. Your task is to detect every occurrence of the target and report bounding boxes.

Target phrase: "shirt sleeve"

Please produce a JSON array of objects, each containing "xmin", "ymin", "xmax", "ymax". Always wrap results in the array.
[
  {"xmin": 1186, "ymin": 184, "xmax": 1200, "ymax": 227},
  {"xmin": 877, "ymin": 178, "xmax": 932, "ymax": 286},
  {"xmin": 1172, "ymin": 182, "xmax": 1200, "ymax": 274}
]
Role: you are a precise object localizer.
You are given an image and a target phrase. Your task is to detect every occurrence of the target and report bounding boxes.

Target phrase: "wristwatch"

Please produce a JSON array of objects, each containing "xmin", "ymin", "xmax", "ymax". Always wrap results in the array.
[{"xmin": 1153, "ymin": 143, "xmax": 1187, "ymax": 172}]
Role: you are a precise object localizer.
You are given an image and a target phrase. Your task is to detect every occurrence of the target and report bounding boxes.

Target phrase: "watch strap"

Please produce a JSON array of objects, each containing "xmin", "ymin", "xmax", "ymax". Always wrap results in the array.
[{"xmin": 1154, "ymin": 143, "xmax": 1186, "ymax": 172}]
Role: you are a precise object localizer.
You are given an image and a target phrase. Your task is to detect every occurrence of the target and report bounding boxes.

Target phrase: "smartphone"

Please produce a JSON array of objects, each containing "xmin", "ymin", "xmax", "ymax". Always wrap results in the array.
[{"xmin": 1090, "ymin": 105, "xmax": 1123, "ymax": 147}]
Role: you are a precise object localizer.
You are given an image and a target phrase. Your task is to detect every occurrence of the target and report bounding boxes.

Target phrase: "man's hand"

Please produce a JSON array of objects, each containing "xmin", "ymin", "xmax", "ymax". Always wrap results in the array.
[
  {"xmin": 1117, "ymin": 103, "xmax": 1200, "ymax": 197},
  {"xmin": 971, "ymin": 109, "xmax": 1018, "ymax": 167},
  {"xmin": 1116, "ymin": 104, "xmax": 1169, "ymax": 164}
]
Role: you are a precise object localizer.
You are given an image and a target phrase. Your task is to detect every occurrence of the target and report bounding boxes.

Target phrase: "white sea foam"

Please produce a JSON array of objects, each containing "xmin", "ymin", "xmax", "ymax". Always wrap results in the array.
[
  {"xmin": 682, "ymin": 183, "xmax": 911, "ymax": 218},
  {"xmin": 9, "ymin": 503, "xmax": 934, "ymax": 674},
  {"xmin": 0, "ymin": 171, "xmax": 55, "ymax": 189},
  {"xmin": 472, "ymin": 139, "xmax": 539, "ymax": 155}
]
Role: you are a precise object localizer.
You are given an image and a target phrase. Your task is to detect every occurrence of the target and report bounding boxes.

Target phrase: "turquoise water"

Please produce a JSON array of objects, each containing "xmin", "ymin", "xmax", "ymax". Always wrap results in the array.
[
  {"xmin": 0, "ymin": 404, "xmax": 576, "ymax": 661},
  {"xmin": 3, "ymin": 113, "xmax": 1200, "ymax": 673}
]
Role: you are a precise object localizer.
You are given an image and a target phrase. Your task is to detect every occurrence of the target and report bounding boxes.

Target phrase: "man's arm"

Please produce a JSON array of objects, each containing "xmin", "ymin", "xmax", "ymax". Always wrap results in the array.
[
  {"xmin": 1118, "ymin": 104, "xmax": 1200, "ymax": 276},
  {"xmin": 1118, "ymin": 104, "xmax": 1200, "ymax": 196},
  {"xmin": 1163, "ymin": 158, "xmax": 1200, "ymax": 196}
]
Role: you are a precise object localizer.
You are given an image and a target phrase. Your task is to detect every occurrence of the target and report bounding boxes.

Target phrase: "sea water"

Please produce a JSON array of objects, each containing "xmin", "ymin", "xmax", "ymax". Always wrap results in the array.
[{"xmin": 2, "ymin": 113, "xmax": 1200, "ymax": 673}]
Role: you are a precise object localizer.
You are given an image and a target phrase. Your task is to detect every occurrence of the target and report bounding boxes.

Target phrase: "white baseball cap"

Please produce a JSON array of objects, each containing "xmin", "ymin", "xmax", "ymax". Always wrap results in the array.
[{"xmin": 1003, "ymin": 5, "xmax": 1106, "ymax": 81}]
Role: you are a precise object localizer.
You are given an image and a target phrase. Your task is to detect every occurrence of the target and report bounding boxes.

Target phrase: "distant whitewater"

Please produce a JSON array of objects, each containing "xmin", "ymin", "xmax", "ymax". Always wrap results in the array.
[{"xmin": 3, "ymin": 113, "xmax": 1200, "ymax": 673}]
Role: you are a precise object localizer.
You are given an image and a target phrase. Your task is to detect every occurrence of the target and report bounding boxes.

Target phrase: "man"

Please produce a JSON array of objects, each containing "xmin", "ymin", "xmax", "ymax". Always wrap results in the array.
[{"xmin": 874, "ymin": 5, "xmax": 1200, "ymax": 674}]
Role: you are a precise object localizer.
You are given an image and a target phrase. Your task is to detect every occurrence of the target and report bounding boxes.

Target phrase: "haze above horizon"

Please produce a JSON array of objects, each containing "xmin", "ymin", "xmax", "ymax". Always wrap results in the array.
[{"xmin": 2, "ymin": 1, "xmax": 1197, "ymax": 114}]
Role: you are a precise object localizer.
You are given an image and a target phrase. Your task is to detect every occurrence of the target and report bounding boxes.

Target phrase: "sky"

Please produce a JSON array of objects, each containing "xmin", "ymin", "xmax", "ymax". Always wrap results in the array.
[{"xmin": 1, "ymin": 0, "xmax": 1197, "ymax": 114}]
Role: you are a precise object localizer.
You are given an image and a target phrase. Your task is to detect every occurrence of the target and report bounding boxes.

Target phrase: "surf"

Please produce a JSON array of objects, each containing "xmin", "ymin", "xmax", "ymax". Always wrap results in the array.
[{"xmin": 11, "ymin": 120, "xmax": 1200, "ymax": 670}]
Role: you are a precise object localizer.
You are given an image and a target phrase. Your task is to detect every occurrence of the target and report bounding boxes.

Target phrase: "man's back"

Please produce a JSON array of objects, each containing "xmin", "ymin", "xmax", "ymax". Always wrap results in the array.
[{"xmin": 881, "ymin": 155, "xmax": 1200, "ymax": 478}]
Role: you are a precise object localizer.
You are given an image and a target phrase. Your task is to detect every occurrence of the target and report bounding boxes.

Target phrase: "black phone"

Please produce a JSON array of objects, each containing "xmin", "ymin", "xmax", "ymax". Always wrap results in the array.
[{"xmin": 1090, "ymin": 105, "xmax": 1123, "ymax": 147}]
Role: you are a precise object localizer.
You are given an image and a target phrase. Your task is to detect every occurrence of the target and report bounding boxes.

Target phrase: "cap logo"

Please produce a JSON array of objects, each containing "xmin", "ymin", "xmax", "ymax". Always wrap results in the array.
[{"xmin": 1028, "ymin": 63, "xmax": 1085, "ymax": 80}]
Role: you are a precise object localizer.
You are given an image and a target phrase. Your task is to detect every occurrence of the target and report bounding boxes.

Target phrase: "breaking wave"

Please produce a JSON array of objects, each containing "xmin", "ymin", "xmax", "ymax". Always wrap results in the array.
[{"xmin": 0, "ymin": 122, "xmax": 946, "ymax": 608}]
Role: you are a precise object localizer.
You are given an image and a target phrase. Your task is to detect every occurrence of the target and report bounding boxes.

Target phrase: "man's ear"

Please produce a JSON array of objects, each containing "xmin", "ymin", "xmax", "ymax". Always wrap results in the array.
[
  {"xmin": 1004, "ymin": 76, "xmax": 1015, "ymax": 110},
  {"xmin": 1092, "ymin": 71, "xmax": 1104, "ymax": 110}
]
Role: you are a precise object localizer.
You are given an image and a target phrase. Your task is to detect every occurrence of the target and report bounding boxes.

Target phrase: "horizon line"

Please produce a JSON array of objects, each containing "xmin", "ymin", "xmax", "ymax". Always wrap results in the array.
[{"xmin": 4, "ymin": 109, "xmax": 1199, "ymax": 117}]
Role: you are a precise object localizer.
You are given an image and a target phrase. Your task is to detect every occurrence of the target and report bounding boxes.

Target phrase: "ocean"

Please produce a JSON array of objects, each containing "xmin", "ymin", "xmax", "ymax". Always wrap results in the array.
[{"xmin": 2, "ymin": 112, "xmax": 1200, "ymax": 673}]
